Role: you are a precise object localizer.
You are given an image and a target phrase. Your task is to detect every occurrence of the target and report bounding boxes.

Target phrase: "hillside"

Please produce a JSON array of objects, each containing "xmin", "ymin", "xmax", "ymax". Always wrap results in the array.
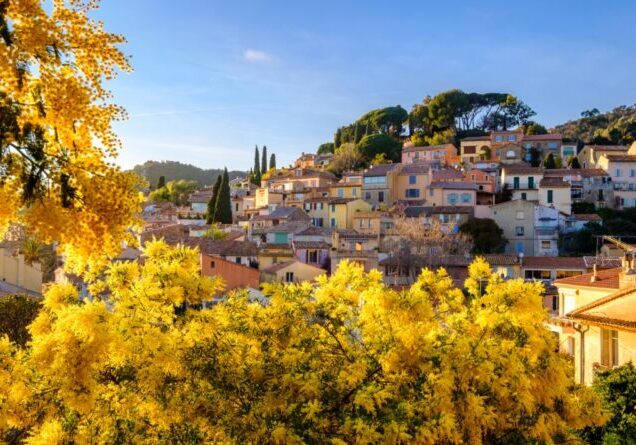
[
  {"xmin": 553, "ymin": 104, "xmax": 636, "ymax": 145},
  {"xmin": 131, "ymin": 160, "xmax": 246, "ymax": 187}
]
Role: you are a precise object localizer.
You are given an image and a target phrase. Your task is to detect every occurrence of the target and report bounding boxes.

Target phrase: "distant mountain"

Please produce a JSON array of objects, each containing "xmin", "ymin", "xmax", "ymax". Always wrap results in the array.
[
  {"xmin": 553, "ymin": 104, "xmax": 636, "ymax": 145},
  {"xmin": 131, "ymin": 161, "xmax": 246, "ymax": 187}
]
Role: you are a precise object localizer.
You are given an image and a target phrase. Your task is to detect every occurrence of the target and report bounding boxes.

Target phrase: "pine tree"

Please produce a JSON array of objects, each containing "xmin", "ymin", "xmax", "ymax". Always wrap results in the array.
[
  {"xmin": 214, "ymin": 168, "xmax": 233, "ymax": 224},
  {"xmin": 261, "ymin": 146, "xmax": 268, "ymax": 175},
  {"xmin": 570, "ymin": 157, "xmax": 581, "ymax": 169},
  {"xmin": 206, "ymin": 175, "xmax": 222, "ymax": 224},
  {"xmin": 269, "ymin": 153, "xmax": 276, "ymax": 170},
  {"xmin": 156, "ymin": 175, "xmax": 166, "ymax": 189}
]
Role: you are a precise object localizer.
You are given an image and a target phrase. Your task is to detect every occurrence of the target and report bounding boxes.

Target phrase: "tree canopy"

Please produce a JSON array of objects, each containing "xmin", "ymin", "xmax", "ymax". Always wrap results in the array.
[
  {"xmin": 0, "ymin": 246, "xmax": 604, "ymax": 443},
  {"xmin": 459, "ymin": 218, "xmax": 507, "ymax": 254},
  {"xmin": 357, "ymin": 133, "xmax": 402, "ymax": 163},
  {"xmin": 148, "ymin": 180, "xmax": 197, "ymax": 206}
]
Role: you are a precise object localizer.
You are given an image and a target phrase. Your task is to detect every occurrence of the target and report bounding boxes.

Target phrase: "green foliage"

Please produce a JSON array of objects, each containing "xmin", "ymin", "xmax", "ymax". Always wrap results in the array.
[
  {"xmin": 261, "ymin": 146, "xmax": 268, "ymax": 176},
  {"xmin": 156, "ymin": 175, "xmax": 166, "ymax": 189},
  {"xmin": 317, "ymin": 142, "xmax": 335, "ymax": 155},
  {"xmin": 206, "ymin": 175, "xmax": 222, "ymax": 224},
  {"xmin": 555, "ymin": 104, "xmax": 636, "ymax": 144},
  {"xmin": 0, "ymin": 294, "xmax": 41, "ymax": 346},
  {"xmin": 572, "ymin": 202, "xmax": 596, "ymax": 214},
  {"xmin": 495, "ymin": 184, "xmax": 512, "ymax": 204},
  {"xmin": 580, "ymin": 362, "xmax": 636, "ymax": 445},
  {"xmin": 204, "ymin": 224, "xmax": 228, "ymax": 240},
  {"xmin": 334, "ymin": 106, "xmax": 408, "ymax": 147},
  {"xmin": 269, "ymin": 153, "xmax": 276, "ymax": 170},
  {"xmin": 459, "ymin": 218, "xmax": 507, "ymax": 254},
  {"xmin": 356, "ymin": 133, "xmax": 402, "ymax": 163},
  {"xmin": 253, "ymin": 145, "xmax": 261, "ymax": 184},
  {"xmin": 212, "ymin": 169, "xmax": 232, "ymax": 224},
  {"xmin": 523, "ymin": 121, "xmax": 548, "ymax": 135},
  {"xmin": 570, "ymin": 156, "xmax": 582, "ymax": 169},
  {"xmin": 131, "ymin": 161, "xmax": 243, "ymax": 187},
  {"xmin": 544, "ymin": 153, "xmax": 557, "ymax": 169},
  {"xmin": 148, "ymin": 180, "xmax": 198, "ymax": 206},
  {"xmin": 328, "ymin": 143, "xmax": 365, "ymax": 176}
]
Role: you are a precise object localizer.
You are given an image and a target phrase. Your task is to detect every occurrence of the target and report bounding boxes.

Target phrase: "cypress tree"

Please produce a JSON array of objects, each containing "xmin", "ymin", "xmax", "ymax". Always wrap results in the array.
[
  {"xmin": 261, "ymin": 145, "xmax": 268, "ymax": 174},
  {"xmin": 570, "ymin": 157, "xmax": 581, "ymax": 169},
  {"xmin": 214, "ymin": 168, "xmax": 233, "ymax": 224},
  {"xmin": 156, "ymin": 175, "xmax": 166, "ymax": 189},
  {"xmin": 269, "ymin": 153, "xmax": 276, "ymax": 170},
  {"xmin": 206, "ymin": 175, "xmax": 222, "ymax": 224},
  {"xmin": 253, "ymin": 145, "xmax": 260, "ymax": 180},
  {"xmin": 544, "ymin": 153, "xmax": 556, "ymax": 169}
]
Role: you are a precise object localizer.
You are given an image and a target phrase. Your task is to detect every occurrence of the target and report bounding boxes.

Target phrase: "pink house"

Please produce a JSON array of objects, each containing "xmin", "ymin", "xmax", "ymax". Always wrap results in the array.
[{"xmin": 401, "ymin": 143, "xmax": 458, "ymax": 165}]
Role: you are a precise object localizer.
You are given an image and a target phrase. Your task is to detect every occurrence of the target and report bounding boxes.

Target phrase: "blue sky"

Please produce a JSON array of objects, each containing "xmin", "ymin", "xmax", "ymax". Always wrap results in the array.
[{"xmin": 97, "ymin": 0, "xmax": 636, "ymax": 171}]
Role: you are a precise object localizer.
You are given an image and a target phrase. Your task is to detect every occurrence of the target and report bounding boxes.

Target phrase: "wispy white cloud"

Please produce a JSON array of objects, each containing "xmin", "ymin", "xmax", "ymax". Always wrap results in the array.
[{"xmin": 243, "ymin": 49, "xmax": 272, "ymax": 63}]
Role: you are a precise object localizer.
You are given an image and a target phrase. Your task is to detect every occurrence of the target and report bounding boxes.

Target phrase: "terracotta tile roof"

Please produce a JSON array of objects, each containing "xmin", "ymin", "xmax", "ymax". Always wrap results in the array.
[
  {"xmin": 522, "ymin": 133, "xmax": 562, "ymax": 141},
  {"xmin": 567, "ymin": 285, "xmax": 636, "ymax": 332},
  {"xmin": 521, "ymin": 256, "xmax": 586, "ymax": 269},
  {"xmin": 429, "ymin": 181, "xmax": 478, "ymax": 190},
  {"xmin": 262, "ymin": 260, "xmax": 326, "ymax": 274},
  {"xmin": 539, "ymin": 177, "xmax": 570, "ymax": 188},
  {"xmin": 259, "ymin": 243, "xmax": 294, "ymax": 251},
  {"xmin": 403, "ymin": 206, "xmax": 473, "ymax": 218},
  {"xmin": 604, "ymin": 154, "xmax": 636, "ymax": 162},
  {"xmin": 502, "ymin": 165, "xmax": 543, "ymax": 175},
  {"xmin": 399, "ymin": 163, "xmax": 432, "ymax": 174},
  {"xmin": 329, "ymin": 198, "xmax": 358, "ymax": 205},
  {"xmin": 295, "ymin": 226, "xmax": 334, "ymax": 237},
  {"xmin": 554, "ymin": 267, "xmax": 621, "ymax": 289},
  {"xmin": 543, "ymin": 168, "xmax": 609, "ymax": 178},
  {"xmin": 141, "ymin": 224, "xmax": 190, "ymax": 244},
  {"xmin": 432, "ymin": 169, "xmax": 464, "ymax": 180},
  {"xmin": 187, "ymin": 239, "xmax": 258, "ymax": 257},
  {"xmin": 481, "ymin": 254, "xmax": 520, "ymax": 266},
  {"xmin": 574, "ymin": 213, "xmax": 602, "ymax": 222},
  {"xmin": 265, "ymin": 221, "xmax": 310, "ymax": 234}
]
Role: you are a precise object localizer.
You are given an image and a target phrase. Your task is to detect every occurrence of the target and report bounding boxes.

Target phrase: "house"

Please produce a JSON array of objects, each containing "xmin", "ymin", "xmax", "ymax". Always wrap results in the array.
[
  {"xmin": 330, "ymin": 230, "xmax": 379, "ymax": 274},
  {"xmin": 295, "ymin": 153, "xmax": 317, "ymax": 169},
  {"xmin": 260, "ymin": 260, "xmax": 326, "ymax": 283},
  {"xmin": 501, "ymin": 165, "xmax": 543, "ymax": 201},
  {"xmin": 539, "ymin": 177, "xmax": 572, "ymax": 215},
  {"xmin": 577, "ymin": 145, "xmax": 629, "ymax": 169},
  {"xmin": 352, "ymin": 211, "xmax": 395, "ymax": 237},
  {"xmin": 395, "ymin": 163, "xmax": 431, "ymax": 202},
  {"xmin": 521, "ymin": 256, "xmax": 586, "ymax": 285},
  {"xmin": 189, "ymin": 188, "xmax": 213, "ymax": 214},
  {"xmin": 427, "ymin": 181, "xmax": 477, "ymax": 207},
  {"xmin": 553, "ymin": 253, "xmax": 636, "ymax": 385},
  {"xmin": 254, "ymin": 188, "xmax": 285, "ymax": 208},
  {"xmin": 292, "ymin": 239, "xmax": 331, "ymax": 270},
  {"xmin": 560, "ymin": 213, "xmax": 603, "ymax": 234},
  {"xmin": 463, "ymin": 168, "xmax": 497, "ymax": 204},
  {"xmin": 491, "ymin": 130, "xmax": 524, "ymax": 164},
  {"xmin": 140, "ymin": 223, "xmax": 190, "ymax": 245},
  {"xmin": 401, "ymin": 143, "xmax": 457, "ymax": 165},
  {"xmin": 248, "ymin": 206, "xmax": 310, "ymax": 241},
  {"xmin": 187, "ymin": 238, "xmax": 258, "ymax": 268},
  {"xmin": 0, "ymin": 242, "xmax": 43, "ymax": 295},
  {"xmin": 561, "ymin": 143, "xmax": 578, "ymax": 162},
  {"xmin": 200, "ymin": 254, "xmax": 260, "ymax": 294},
  {"xmin": 264, "ymin": 221, "xmax": 311, "ymax": 245},
  {"xmin": 362, "ymin": 163, "xmax": 400, "ymax": 208},
  {"xmin": 596, "ymin": 154, "xmax": 636, "ymax": 208},
  {"xmin": 543, "ymin": 168, "xmax": 613, "ymax": 209},
  {"xmin": 522, "ymin": 133, "xmax": 562, "ymax": 163},
  {"xmin": 327, "ymin": 198, "xmax": 372, "ymax": 229},
  {"xmin": 303, "ymin": 196, "xmax": 330, "ymax": 227},
  {"xmin": 315, "ymin": 153, "xmax": 334, "ymax": 168},
  {"xmin": 403, "ymin": 206, "xmax": 473, "ymax": 233},
  {"xmin": 330, "ymin": 178, "xmax": 362, "ymax": 200},
  {"xmin": 460, "ymin": 135, "xmax": 491, "ymax": 164},
  {"xmin": 491, "ymin": 199, "xmax": 559, "ymax": 256}
]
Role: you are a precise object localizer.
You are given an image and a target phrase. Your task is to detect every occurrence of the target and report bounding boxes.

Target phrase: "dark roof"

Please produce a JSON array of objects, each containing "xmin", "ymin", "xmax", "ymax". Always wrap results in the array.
[
  {"xmin": 432, "ymin": 169, "xmax": 464, "ymax": 180},
  {"xmin": 403, "ymin": 206, "xmax": 473, "ymax": 218},
  {"xmin": 264, "ymin": 221, "xmax": 310, "ymax": 234},
  {"xmin": 329, "ymin": 198, "xmax": 357, "ymax": 205},
  {"xmin": 543, "ymin": 168, "xmax": 609, "ymax": 178},
  {"xmin": 141, "ymin": 224, "xmax": 190, "ymax": 244},
  {"xmin": 574, "ymin": 213, "xmax": 602, "ymax": 222},
  {"xmin": 295, "ymin": 226, "xmax": 334, "ymax": 237},
  {"xmin": 461, "ymin": 135, "xmax": 490, "ymax": 141},
  {"xmin": 429, "ymin": 181, "xmax": 478, "ymax": 190},
  {"xmin": 502, "ymin": 165, "xmax": 542, "ymax": 175},
  {"xmin": 251, "ymin": 207, "xmax": 310, "ymax": 221},
  {"xmin": 554, "ymin": 267, "xmax": 621, "ymax": 289},
  {"xmin": 583, "ymin": 256, "xmax": 622, "ymax": 268},
  {"xmin": 292, "ymin": 240, "xmax": 331, "ymax": 250},
  {"xmin": 399, "ymin": 163, "xmax": 432, "ymax": 174},
  {"xmin": 187, "ymin": 238, "xmax": 258, "ymax": 257},
  {"xmin": 363, "ymin": 163, "xmax": 400, "ymax": 177},
  {"xmin": 539, "ymin": 177, "xmax": 570, "ymax": 188}
]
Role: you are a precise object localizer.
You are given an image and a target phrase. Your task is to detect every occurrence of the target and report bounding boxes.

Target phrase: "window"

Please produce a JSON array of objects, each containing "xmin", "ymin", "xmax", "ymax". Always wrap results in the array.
[
  {"xmin": 631, "ymin": 169, "xmax": 636, "ymax": 177},
  {"xmin": 429, "ymin": 188, "xmax": 434, "ymax": 196},
  {"xmin": 563, "ymin": 148, "xmax": 574, "ymax": 156},
  {"xmin": 337, "ymin": 188, "xmax": 344, "ymax": 198},
  {"xmin": 464, "ymin": 146, "xmax": 476, "ymax": 154},
  {"xmin": 521, "ymin": 192, "xmax": 527, "ymax": 200},
  {"xmin": 548, "ymin": 142, "xmax": 558, "ymax": 149},
  {"xmin": 285, "ymin": 271, "xmax": 295, "ymax": 283},
  {"xmin": 330, "ymin": 218, "xmax": 336, "ymax": 228},
  {"xmin": 352, "ymin": 188, "xmax": 357, "ymax": 197},
  {"xmin": 525, "ymin": 270, "xmax": 551, "ymax": 280},
  {"xmin": 528, "ymin": 177, "xmax": 534, "ymax": 189},
  {"xmin": 541, "ymin": 240, "xmax": 551, "ymax": 250},
  {"xmin": 513, "ymin": 177, "xmax": 520, "ymax": 189},
  {"xmin": 547, "ymin": 190, "xmax": 554, "ymax": 204},
  {"xmin": 330, "ymin": 204, "xmax": 336, "ymax": 212},
  {"xmin": 461, "ymin": 193, "xmax": 471, "ymax": 203},
  {"xmin": 363, "ymin": 176, "xmax": 386, "ymax": 185},
  {"xmin": 235, "ymin": 203, "xmax": 239, "ymax": 211},
  {"xmin": 409, "ymin": 175, "xmax": 416, "ymax": 185},
  {"xmin": 495, "ymin": 135, "xmax": 503, "ymax": 142},
  {"xmin": 601, "ymin": 329, "xmax": 618, "ymax": 368},
  {"xmin": 556, "ymin": 270, "xmax": 582, "ymax": 279},
  {"xmin": 506, "ymin": 150, "xmax": 516, "ymax": 159},
  {"xmin": 210, "ymin": 260, "xmax": 215, "ymax": 269},
  {"xmin": 308, "ymin": 250, "xmax": 318, "ymax": 263},
  {"xmin": 515, "ymin": 242, "xmax": 524, "ymax": 254},
  {"xmin": 508, "ymin": 135, "xmax": 517, "ymax": 142},
  {"xmin": 516, "ymin": 211, "xmax": 525, "ymax": 220},
  {"xmin": 448, "ymin": 193, "xmax": 458, "ymax": 204},
  {"xmin": 552, "ymin": 296, "xmax": 558, "ymax": 311},
  {"xmin": 524, "ymin": 142, "xmax": 532, "ymax": 149},
  {"xmin": 365, "ymin": 192, "xmax": 371, "ymax": 200},
  {"xmin": 378, "ymin": 191, "xmax": 385, "ymax": 202},
  {"xmin": 616, "ymin": 169, "xmax": 622, "ymax": 177},
  {"xmin": 405, "ymin": 188, "xmax": 420, "ymax": 198},
  {"xmin": 516, "ymin": 226, "xmax": 524, "ymax": 236}
]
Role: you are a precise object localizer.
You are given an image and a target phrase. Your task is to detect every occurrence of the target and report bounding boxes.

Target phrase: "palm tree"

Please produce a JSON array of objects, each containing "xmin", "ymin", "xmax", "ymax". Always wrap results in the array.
[{"xmin": 20, "ymin": 237, "xmax": 42, "ymax": 265}]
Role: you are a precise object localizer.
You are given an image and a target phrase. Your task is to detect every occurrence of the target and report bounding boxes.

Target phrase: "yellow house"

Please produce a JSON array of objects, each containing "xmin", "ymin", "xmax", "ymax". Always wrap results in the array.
[
  {"xmin": 539, "ymin": 177, "xmax": 572, "ymax": 215},
  {"xmin": 0, "ymin": 245, "xmax": 43, "ymax": 294},
  {"xmin": 303, "ymin": 197, "xmax": 330, "ymax": 227},
  {"xmin": 553, "ymin": 255, "xmax": 636, "ymax": 385},
  {"xmin": 329, "ymin": 182, "xmax": 362, "ymax": 199},
  {"xmin": 460, "ymin": 135, "xmax": 491, "ymax": 164},
  {"xmin": 501, "ymin": 165, "xmax": 543, "ymax": 201},
  {"xmin": 255, "ymin": 188, "xmax": 284, "ymax": 208},
  {"xmin": 327, "ymin": 198, "xmax": 372, "ymax": 229},
  {"xmin": 577, "ymin": 145, "xmax": 628, "ymax": 169},
  {"xmin": 427, "ymin": 181, "xmax": 477, "ymax": 206},
  {"xmin": 395, "ymin": 164, "xmax": 431, "ymax": 202},
  {"xmin": 352, "ymin": 211, "xmax": 394, "ymax": 237},
  {"xmin": 260, "ymin": 259, "xmax": 326, "ymax": 283}
]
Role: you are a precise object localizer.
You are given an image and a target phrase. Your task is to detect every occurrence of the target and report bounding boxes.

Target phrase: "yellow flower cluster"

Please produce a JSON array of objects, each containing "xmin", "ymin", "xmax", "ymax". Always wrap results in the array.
[{"xmin": 0, "ymin": 244, "xmax": 606, "ymax": 444}]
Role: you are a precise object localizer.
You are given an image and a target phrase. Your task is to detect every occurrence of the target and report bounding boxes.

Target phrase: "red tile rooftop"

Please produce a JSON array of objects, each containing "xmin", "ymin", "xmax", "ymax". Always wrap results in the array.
[{"xmin": 554, "ymin": 267, "xmax": 621, "ymax": 289}]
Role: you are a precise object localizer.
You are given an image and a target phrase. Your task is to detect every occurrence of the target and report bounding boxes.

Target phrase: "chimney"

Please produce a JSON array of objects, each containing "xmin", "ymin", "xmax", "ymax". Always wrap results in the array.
[
  {"xmin": 590, "ymin": 264, "xmax": 597, "ymax": 283},
  {"xmin": 619, "ymin": 252, "xmax": 636, "ymax": 288}
]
